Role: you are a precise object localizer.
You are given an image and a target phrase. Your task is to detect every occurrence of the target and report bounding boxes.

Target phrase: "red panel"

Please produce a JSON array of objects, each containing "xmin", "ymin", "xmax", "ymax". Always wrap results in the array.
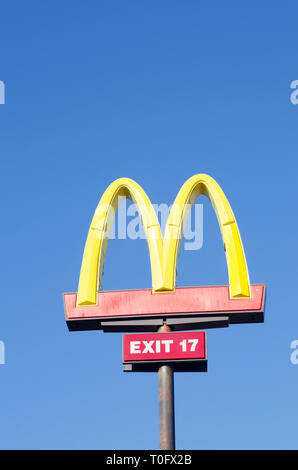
[
  {"xmin": 64, "ymin": 284, "xmax": 265, "ymax": 321},
  {"xmin": 123, "ymin": 331, "xmax": 206, "ymax": 362}
]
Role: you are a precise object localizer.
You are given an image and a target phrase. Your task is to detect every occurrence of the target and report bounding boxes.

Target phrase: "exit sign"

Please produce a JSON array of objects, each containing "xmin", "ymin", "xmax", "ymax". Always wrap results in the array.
[{"xmin": 123, "ymin": 331, "xmax": 207, "ymax": 372}]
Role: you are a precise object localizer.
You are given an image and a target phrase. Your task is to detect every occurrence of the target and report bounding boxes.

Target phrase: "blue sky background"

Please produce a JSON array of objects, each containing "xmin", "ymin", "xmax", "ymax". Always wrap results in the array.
[{"xmin": 0, "ymin": 1, "xmax": 298, "ymax": 450}]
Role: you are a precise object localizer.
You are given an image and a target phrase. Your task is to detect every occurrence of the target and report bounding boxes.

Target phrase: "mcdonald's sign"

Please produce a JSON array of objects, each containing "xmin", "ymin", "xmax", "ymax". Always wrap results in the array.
[{"xmin": 63, "ymin": 174, "xmax": 265, "ymax": 332}]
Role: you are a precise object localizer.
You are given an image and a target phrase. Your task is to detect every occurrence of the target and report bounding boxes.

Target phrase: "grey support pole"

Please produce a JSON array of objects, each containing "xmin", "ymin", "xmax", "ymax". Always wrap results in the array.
[{"xmin": 158, "ymin": 324, "xmax": 175, "ymax": 450}]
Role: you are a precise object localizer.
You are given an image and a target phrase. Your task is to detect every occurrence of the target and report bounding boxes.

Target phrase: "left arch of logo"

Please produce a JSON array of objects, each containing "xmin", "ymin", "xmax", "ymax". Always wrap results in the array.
[{"xmin": 76, "ymin": 174, "xmax": 251, "ymax": 306}]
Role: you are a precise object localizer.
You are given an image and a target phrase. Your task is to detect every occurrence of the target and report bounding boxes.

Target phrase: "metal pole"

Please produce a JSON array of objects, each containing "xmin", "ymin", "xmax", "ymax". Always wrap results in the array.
[{"xmin": 158, "ymin": 324, "xmax": 175, "ymax": 450}]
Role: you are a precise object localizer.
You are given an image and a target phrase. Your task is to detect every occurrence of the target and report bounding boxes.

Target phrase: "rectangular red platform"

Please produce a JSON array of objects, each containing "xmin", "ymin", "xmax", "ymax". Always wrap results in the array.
[{"xmin": 64, "ymin": 284, "xmax": 265, "ymax": 332}]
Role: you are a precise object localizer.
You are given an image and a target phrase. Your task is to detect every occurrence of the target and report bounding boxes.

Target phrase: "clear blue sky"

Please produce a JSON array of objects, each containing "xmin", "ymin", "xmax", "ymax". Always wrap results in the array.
[{"xmin": 0, "ymin": 1, "xmax": 297, "ymax": 450}]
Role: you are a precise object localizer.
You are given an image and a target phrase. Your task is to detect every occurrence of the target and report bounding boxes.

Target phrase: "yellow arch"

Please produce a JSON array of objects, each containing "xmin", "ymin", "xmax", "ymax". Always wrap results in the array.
[
  {"xmin": 77, "ymin": 178, "xmax": 165, "ymax": 305},
  {"xmin": 77, "ymin": 174, "xmax": 250, "ymax": 306},
  {"xmin": 162, "ymin": 174, "xmax": 250, "ymax": 298}
]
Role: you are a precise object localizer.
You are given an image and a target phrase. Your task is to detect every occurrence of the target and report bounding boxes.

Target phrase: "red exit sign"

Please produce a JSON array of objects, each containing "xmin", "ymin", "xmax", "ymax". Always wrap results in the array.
[{"xmin": 123, "ymin": 331, "xmax": 206, "ymax": 363}]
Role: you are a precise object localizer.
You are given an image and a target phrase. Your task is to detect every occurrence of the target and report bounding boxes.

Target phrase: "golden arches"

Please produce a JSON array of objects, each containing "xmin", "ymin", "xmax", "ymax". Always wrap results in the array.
[{"xmin": 76, "ymin": 175, "xmax": 250, "ymax": 306}]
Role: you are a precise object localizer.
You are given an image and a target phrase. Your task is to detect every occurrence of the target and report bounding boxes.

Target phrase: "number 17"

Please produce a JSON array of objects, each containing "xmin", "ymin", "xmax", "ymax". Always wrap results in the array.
[{"xmin": 179, "ymin": 339, "xmax": 199, "ymax": 352}]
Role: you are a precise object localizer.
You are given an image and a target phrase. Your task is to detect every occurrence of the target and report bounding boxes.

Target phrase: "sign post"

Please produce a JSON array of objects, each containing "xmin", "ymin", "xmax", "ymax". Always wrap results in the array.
[
  {"xmin": 158, "ymin": 324, "xmax": 175, "ymax": 450},
  {"xmin": 63, "ymin": 174, "xmax": 266, "ymax": 449}
]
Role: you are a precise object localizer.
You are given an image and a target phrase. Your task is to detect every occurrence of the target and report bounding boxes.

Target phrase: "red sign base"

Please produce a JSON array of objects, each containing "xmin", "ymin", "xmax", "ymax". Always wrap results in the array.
[{"xmin": 63, "ymin": 284, "xmax": 265, "ymax": 332}]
